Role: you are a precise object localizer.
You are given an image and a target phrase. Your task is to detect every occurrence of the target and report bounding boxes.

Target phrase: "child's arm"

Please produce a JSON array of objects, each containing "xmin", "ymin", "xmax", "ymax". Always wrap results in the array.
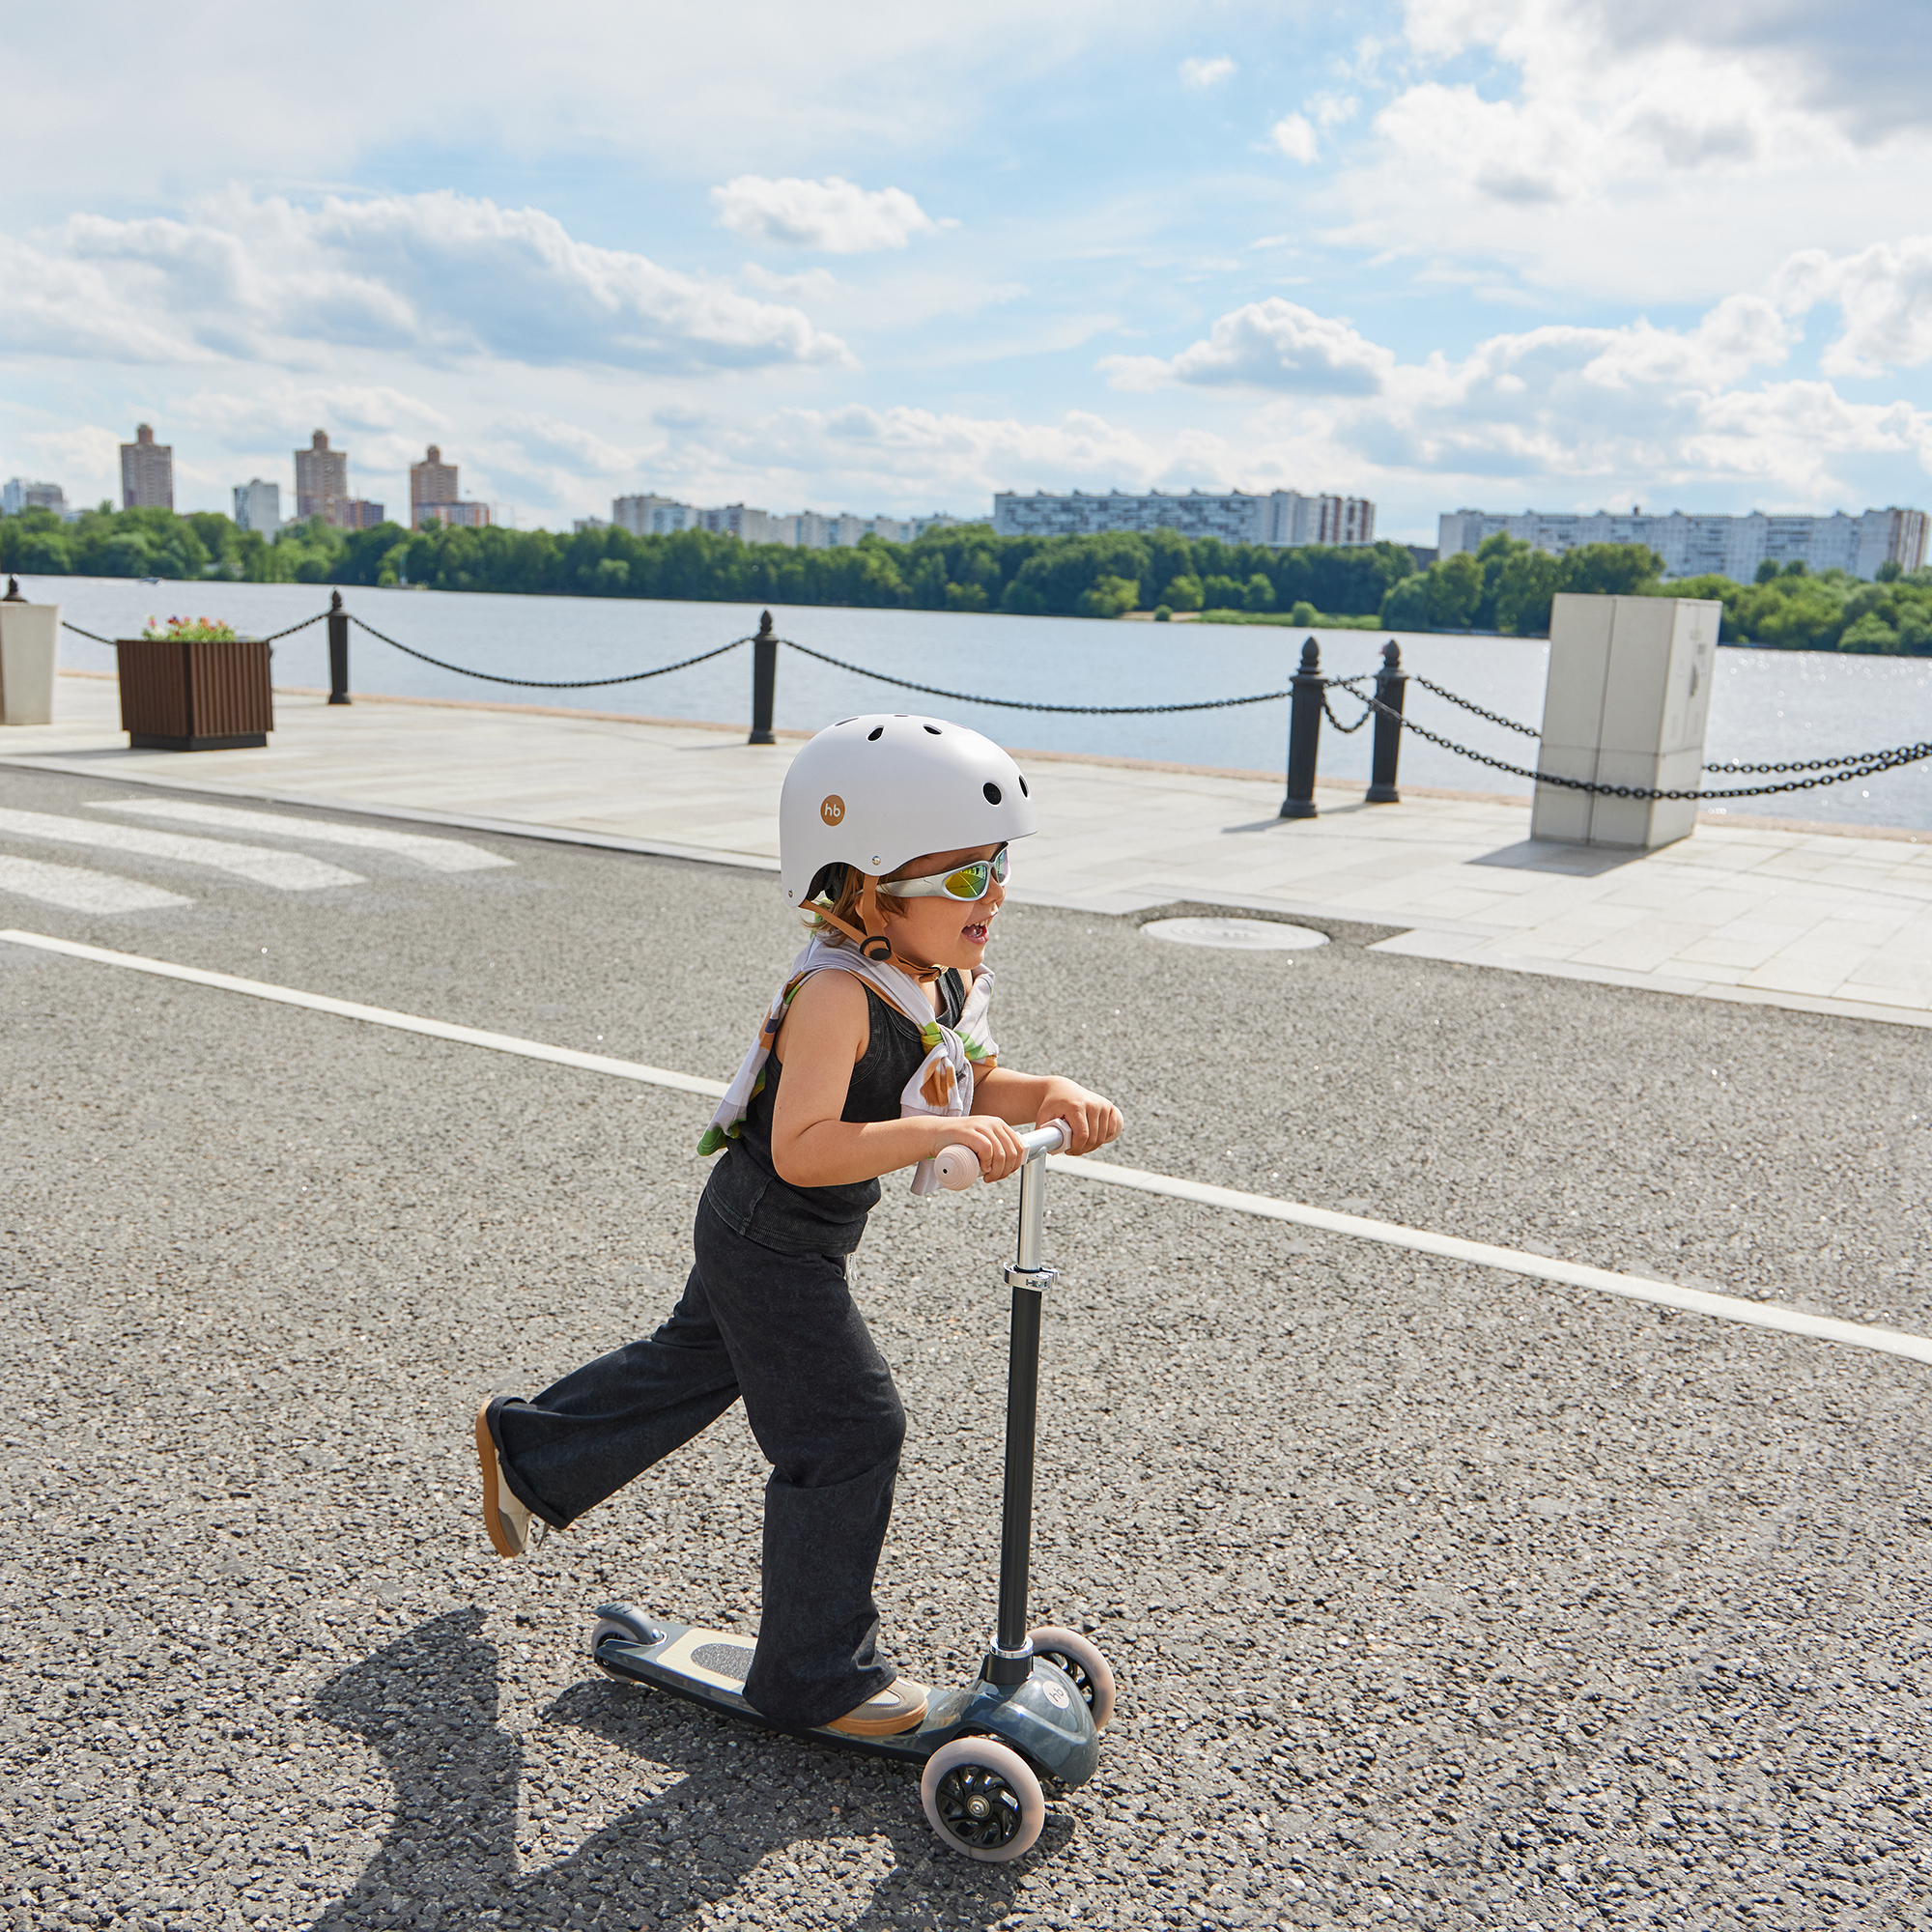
[
  {"xmin": 770, "ymin": 972, "xmax": 1032, "ymax": 1185},
  {"xmin": 970, "ymin": 1065, "xmax": 1122, "ymax": 1156}
]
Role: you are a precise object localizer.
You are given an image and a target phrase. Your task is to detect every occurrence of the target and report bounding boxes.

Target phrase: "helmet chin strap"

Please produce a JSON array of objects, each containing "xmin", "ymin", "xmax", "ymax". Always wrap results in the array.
[{"xmin": 814, "ymin": 875, "xmax": 943, "ymax": 980}]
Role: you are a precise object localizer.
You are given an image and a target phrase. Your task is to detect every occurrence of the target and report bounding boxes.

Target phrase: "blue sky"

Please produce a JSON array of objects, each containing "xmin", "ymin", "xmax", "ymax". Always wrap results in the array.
[{"xmin": 6, "ymin": 0, "xmax": 1931, "ymax": 541}]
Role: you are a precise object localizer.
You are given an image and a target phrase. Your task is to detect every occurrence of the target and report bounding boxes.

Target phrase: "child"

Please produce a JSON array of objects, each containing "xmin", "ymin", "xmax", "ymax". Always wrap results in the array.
[{"xmin": 476, "ymin": 714, "xmax": 1121, "ymax": 1736}]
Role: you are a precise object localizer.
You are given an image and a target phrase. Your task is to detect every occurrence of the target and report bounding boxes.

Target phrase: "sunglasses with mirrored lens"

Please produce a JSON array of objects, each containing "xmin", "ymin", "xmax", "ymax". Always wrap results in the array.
[{"xmin": 887, "ymin": 846, "xmax": 1009, "ymax": 902}]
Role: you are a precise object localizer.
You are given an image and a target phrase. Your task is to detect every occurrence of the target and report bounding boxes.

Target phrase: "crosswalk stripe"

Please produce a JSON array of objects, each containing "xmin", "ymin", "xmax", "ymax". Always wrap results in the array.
[
  {"xmin": 0, "ymin": 808, "xmax": 362, "ymax": 891},
  {"xmin": 89, "ymin": 798, "xmax": 513, "ymax": 871},
  {"xmin": 6, "ymin": 926, "xmax": 1929, "ymax": 1372},
  {"xmin": 0, "ymin": 855, "xmax": 190, "ymax": 913}
]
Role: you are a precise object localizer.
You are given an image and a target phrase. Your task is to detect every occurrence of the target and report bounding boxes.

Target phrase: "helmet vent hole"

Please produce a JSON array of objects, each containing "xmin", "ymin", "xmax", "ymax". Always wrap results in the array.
[
  {"xmin": 983, "ymin": 782, "xmax": 1003, "ymax": 805},
  {"xmin": 867, "ymin": 726, "xmax": 884, "ymax": 742},
  {"xmin": 1018, "ymin": 774, "xmax": 1029, "ymax": 797},
  {"xmin": 923, "ymin": 724, "xmax": 941, "ymax": 735}
]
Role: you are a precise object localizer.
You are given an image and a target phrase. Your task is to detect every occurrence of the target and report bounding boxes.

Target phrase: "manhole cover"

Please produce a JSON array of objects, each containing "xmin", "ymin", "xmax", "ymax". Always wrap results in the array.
[{"xmin": 1140, "ymin": 917, "xmax": 1328, "ymax": 952}]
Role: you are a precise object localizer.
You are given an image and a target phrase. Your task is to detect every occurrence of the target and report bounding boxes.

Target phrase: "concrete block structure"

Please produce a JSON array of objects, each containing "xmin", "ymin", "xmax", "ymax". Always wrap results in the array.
[
  {"xmin": 1440, "ymin": 505, "xmax": 1928, "ymax": 582},
  {"xmin": 120, "ymin": 425, "xmax": 174, "ymax": 511},
  {"xmin": 0, "ymin": 596, "xmax": 60, "ymax": 725},
  {"xmin": 993, "ymin": 488, "xmax": 1374, "ymax": 547},
  {"xmin": 1531, "ymin": 594, "xmax": 1720, "ymax": 850}
]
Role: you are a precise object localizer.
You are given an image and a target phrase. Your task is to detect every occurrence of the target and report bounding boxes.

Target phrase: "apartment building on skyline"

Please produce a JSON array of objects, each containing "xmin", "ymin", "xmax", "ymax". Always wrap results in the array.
[
  {"xmin": 1437, "ymin": 505, "xmax": 1929, "ymax": 582},
  {"xmin": 294, "ymin": 431, "xmax": 349, "ymax": 526},
  {"xmin": 609, "ymin": 494, "xmax": 959, "ymax": 547},
  {"xmin": 4, "ymin": 479, "xmax": 71, "ymax": 517},
  {"xmin": 992, "ymin": 487, "xmax": 1375, "ymax": 547},
  {"xmin": 406, "ymin": 445, "xmax": 488, "ymax": 529},
  {"xmin": 232, "ymin": 478, "xmax": 280, "ymax": 534},
  {"xmin": 120, "ymin": 425, "xmax": 174, "ymax": 511}
]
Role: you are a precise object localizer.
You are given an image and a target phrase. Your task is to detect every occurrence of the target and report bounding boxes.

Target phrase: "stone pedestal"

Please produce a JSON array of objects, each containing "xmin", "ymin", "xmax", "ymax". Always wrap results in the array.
[
  {"xmin": 0, "ymin": 600, "xmax": 59, "ymax": 724},
  {"xmin": 1531, "ymin": 594, "xmax": 1720, "ymax": 849}
]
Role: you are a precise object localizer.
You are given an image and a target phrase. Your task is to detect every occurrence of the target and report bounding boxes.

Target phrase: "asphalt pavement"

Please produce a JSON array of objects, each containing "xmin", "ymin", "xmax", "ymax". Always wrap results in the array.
[{"xmin": 4, "ymin": 761, "xmax": 1930, "ymax": 1932}]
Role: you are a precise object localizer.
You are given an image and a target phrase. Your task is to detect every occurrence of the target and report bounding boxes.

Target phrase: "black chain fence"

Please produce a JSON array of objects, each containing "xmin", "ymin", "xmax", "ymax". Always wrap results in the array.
[
  {"xmin": 1352, "ymin": 686, "xmax": 1932, "ymax": 802},
  {"xmin": 778, "ymin": 637, "xmax": 1294, "ymax": 715},
  {"xmin": 49, "ymin": 599, "xmax": 1931, "ymax": 804},
  {"xmin": 1321, "ymin": 689, "xmax": 1376, "ymax": 733},
  {"xmin": 1410, "ymin": 673, "xmax": 1541, "ymax": 738},
  {"xmin": 60, "ymin": 611, "xmax": 327, "ymax": 648},
  {"xmin": 349, "ymin": 615, "xmax": 752, "ymax": 689}
]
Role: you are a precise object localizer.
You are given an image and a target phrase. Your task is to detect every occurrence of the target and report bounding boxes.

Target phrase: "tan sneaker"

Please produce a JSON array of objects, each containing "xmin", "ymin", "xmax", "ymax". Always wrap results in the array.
[
  {"xmin": 825, "ymin": 1678, "xmax": 929, "ymax": 1737},
  {"xmin": 475, "ymin": 1400, "xmax": 537, "ymax": 1558}
]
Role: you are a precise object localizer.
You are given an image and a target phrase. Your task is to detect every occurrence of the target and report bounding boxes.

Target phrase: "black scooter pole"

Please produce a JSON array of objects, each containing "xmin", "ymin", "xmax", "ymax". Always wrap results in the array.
[{"xmin": 983, "ymin": 1133, "xmax": 1062, "ymax": 1686}]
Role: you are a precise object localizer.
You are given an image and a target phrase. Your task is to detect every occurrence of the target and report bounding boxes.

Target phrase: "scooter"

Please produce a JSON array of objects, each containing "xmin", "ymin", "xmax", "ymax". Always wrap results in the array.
[{"xmin": 589, "ymin": 1120, "xmax": 1115, "ymax": 1861}]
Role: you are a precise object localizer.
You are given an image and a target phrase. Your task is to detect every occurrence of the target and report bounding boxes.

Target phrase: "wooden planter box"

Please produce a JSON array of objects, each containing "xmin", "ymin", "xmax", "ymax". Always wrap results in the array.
[{"xmin": 116, "ymin": 636, "xmax": 273, "ymax": 750}]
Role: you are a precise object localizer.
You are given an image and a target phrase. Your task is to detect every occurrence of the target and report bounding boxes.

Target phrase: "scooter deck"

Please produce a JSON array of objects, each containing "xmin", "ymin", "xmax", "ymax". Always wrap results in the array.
[{"xmin": 590, "ymin": 1605, "xmax": 1099, "ymax": 1783}]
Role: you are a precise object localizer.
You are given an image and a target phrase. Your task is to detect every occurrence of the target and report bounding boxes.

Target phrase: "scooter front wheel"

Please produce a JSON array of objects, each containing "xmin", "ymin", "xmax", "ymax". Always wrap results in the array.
[
  {"xmin": 921, "ymin": 1738, "xmax": 1045, "ymax": 1862},
  {"xmin": 1026, "ymin": 1625, "xmax": 1116, "ymax": 1730}
]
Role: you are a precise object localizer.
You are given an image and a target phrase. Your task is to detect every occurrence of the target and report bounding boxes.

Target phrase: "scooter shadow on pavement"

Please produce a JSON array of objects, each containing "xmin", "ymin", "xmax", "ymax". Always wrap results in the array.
[{"xmin": 305, "ymin": 1607, "xmax": 1070, "ymax": 1931}]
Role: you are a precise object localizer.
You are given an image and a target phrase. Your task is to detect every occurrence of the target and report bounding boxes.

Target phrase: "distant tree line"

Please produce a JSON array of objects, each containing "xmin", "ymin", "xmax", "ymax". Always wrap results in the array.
[
  {"xmin": 6, "ymin": 503, "xmax": 1927, "ymax": 652},
  {"xmin": 0, "ymin": 502, "xmax": 1417, "ymax": 620},
  {"xmin": 1386, "ymin": 531, "xmax": 1932, "ymax": 654}
]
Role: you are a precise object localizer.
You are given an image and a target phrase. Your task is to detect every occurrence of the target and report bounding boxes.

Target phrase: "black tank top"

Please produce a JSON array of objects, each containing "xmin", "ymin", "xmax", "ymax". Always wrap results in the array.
[{"xmin": 701, "ymin": 967, "xmax": 966, "ymax": 1257}]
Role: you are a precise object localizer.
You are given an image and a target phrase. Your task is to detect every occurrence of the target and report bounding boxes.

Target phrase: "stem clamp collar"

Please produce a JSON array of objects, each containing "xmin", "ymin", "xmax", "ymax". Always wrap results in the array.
[{"xmin": 1004, "ymin": 1264, "xmax": 1059, "ymax": 1293}]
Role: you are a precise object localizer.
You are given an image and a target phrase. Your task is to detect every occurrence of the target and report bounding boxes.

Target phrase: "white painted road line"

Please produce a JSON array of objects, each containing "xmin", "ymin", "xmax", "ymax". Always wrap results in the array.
[
  {"xmin": 0, "ymin": 930, "xmax": 726, "ymax": 1097},
  {"xmin": 89, "ymin": 798, "xmax": 515, "ymax": 871},
  {"xmin": 1044, "ymin": 1157, "xmax": 1932, "ymax": 1367},
  {"xmin": 0, "ymin": 856, "xmax": 191, "ymax": 914},
  {"xmin": 0, "ymin": 809, "xmax": 362, "ymax": 892},
  {"xmin": 8, "ymin": 924, "xmax": 1928, "ymax": 1371}
]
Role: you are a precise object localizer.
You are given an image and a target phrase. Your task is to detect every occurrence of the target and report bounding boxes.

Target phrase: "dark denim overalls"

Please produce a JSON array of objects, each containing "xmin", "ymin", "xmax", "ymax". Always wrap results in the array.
[{"xmin": 488, "ymin": 968, "xmax": 964, "ymax": 1729}]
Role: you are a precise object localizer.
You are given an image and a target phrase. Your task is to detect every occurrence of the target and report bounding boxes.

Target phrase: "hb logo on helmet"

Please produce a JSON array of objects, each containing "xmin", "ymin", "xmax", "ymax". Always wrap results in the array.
[{"xmin": 820, "ymin": 795, "xmax": 845, "ymax": 826}]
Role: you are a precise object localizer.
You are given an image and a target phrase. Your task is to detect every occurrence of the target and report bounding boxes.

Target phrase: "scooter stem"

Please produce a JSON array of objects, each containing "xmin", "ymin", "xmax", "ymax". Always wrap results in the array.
[{"xmin": 987, "ymin": 1142, "xmax": 1061, "ymax": 1684}]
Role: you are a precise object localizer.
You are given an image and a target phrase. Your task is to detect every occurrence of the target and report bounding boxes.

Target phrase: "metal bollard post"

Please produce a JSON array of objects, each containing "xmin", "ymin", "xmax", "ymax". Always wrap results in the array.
[
  {"xmin": 1279, "ymin": 637, "xmax": 1322, "ymax": 819},
  {"xmin": 327, "ymin": 590, "xmax": 351, "ymax": 706},
  {"xmin": 748, "ymin": 610, "xmax": 777, "ymax": 745},
  {"xmin": 1365, "ymin": 639, "xmax": 1406, "ymax": 803}
]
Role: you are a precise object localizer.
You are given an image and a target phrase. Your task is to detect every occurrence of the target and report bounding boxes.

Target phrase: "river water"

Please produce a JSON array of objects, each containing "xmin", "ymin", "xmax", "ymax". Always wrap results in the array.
[{"xmin": 26, "ymin": 574, "xmax": 1932, "ymax": 832}]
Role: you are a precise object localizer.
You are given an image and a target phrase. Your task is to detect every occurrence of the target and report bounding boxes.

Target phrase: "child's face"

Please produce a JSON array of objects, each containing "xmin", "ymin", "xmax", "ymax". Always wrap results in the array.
[{"xmin": 880, "ymin": 841, "xmax": 1007, "ymax": 971}]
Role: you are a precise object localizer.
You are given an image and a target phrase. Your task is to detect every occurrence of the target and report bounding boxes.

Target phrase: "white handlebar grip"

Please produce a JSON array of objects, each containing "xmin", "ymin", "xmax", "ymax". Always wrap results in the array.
[{"xmin": 933, "ymin": 1144, "xmax": 981, "ymax": 1190}]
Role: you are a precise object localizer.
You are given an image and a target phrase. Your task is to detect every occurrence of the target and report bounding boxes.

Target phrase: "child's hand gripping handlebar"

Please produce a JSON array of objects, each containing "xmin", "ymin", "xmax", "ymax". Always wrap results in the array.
[{"xmin": 933, "ymin": 1120, "xmax": 1071, "ymax": 1190}]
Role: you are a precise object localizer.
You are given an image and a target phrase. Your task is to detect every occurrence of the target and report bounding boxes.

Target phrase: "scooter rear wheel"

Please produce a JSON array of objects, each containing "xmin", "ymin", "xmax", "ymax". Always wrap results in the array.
[
  {"xmin": 921, "ymin": 1738, "xmax": 1045, "ymax": 1862},
  {"xmin": 1026, "ymin": 1625, "xmax": 1116, "ymax": 1730}
]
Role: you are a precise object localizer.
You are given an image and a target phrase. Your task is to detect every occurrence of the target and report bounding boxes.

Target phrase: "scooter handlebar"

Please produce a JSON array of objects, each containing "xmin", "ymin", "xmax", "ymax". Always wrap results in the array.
[{"xmin": 933, "ymin": 1120, "xmax": 1070, "ymax": 1190}]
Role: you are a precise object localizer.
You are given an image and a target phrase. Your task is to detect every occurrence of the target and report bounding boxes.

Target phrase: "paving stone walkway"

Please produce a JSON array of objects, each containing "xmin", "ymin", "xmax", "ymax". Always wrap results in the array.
[{"xmin": 7, "ymin": 671, "xmax": 1930, "ymax": 1027}]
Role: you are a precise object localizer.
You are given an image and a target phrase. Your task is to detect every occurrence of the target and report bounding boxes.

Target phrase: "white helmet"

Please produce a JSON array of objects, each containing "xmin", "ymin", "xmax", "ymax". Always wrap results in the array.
[{"xmin": 780, "ymin": 713, "xmax": 1037, "ymax": 913}]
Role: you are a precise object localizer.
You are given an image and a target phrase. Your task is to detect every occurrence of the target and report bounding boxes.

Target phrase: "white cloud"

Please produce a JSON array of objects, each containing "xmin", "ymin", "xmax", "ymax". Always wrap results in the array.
[
  {"xmin": 1103, "ymin": 300, "xmax": 1395, "ymax": 396},
  {"xmin": 0, "ymin": 0, "xmax": 1140, "ymax": 217},
  {"xmin": 741, "ymin": 264, "xmax": 841, "ymax": 302},
  {"xmin": 0, "ymin": 192, "xmax": 848, "ymax": 376},
  {"xmin": 1775, "ymin": 237, "xmax": 1932, "ymax": 377},
  {"xmin": 1268, "ymin": 114, "xmax": 1320, "ymax": 163},
  {"xmin": 713, "ymin": 403, "xmax": 1164, "ymax": 504},
  {"xmin": 1097, "ymin": 278, "xmax": 1932, "ymax": 510},
  {"xmin": 1319, "ymin": 0, "xmax": 1932, "ymax": 303},
  {"xmin": 711, "ymin": 177, "xmax": 943, "ymax": 254},
  {"xmin": 1179, "ymin": 56, "xmax": 1236, "ymax": 89},
  {"xmin": 491, "ymin": 412, "xmax": 639, "ymax": 477}
]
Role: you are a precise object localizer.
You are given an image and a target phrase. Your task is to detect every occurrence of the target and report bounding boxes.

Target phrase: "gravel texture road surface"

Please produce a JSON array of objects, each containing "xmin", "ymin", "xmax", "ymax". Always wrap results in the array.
[{"xmin": 3, "ymin": 761, "xmax": 1930, "ymax": 1932}]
